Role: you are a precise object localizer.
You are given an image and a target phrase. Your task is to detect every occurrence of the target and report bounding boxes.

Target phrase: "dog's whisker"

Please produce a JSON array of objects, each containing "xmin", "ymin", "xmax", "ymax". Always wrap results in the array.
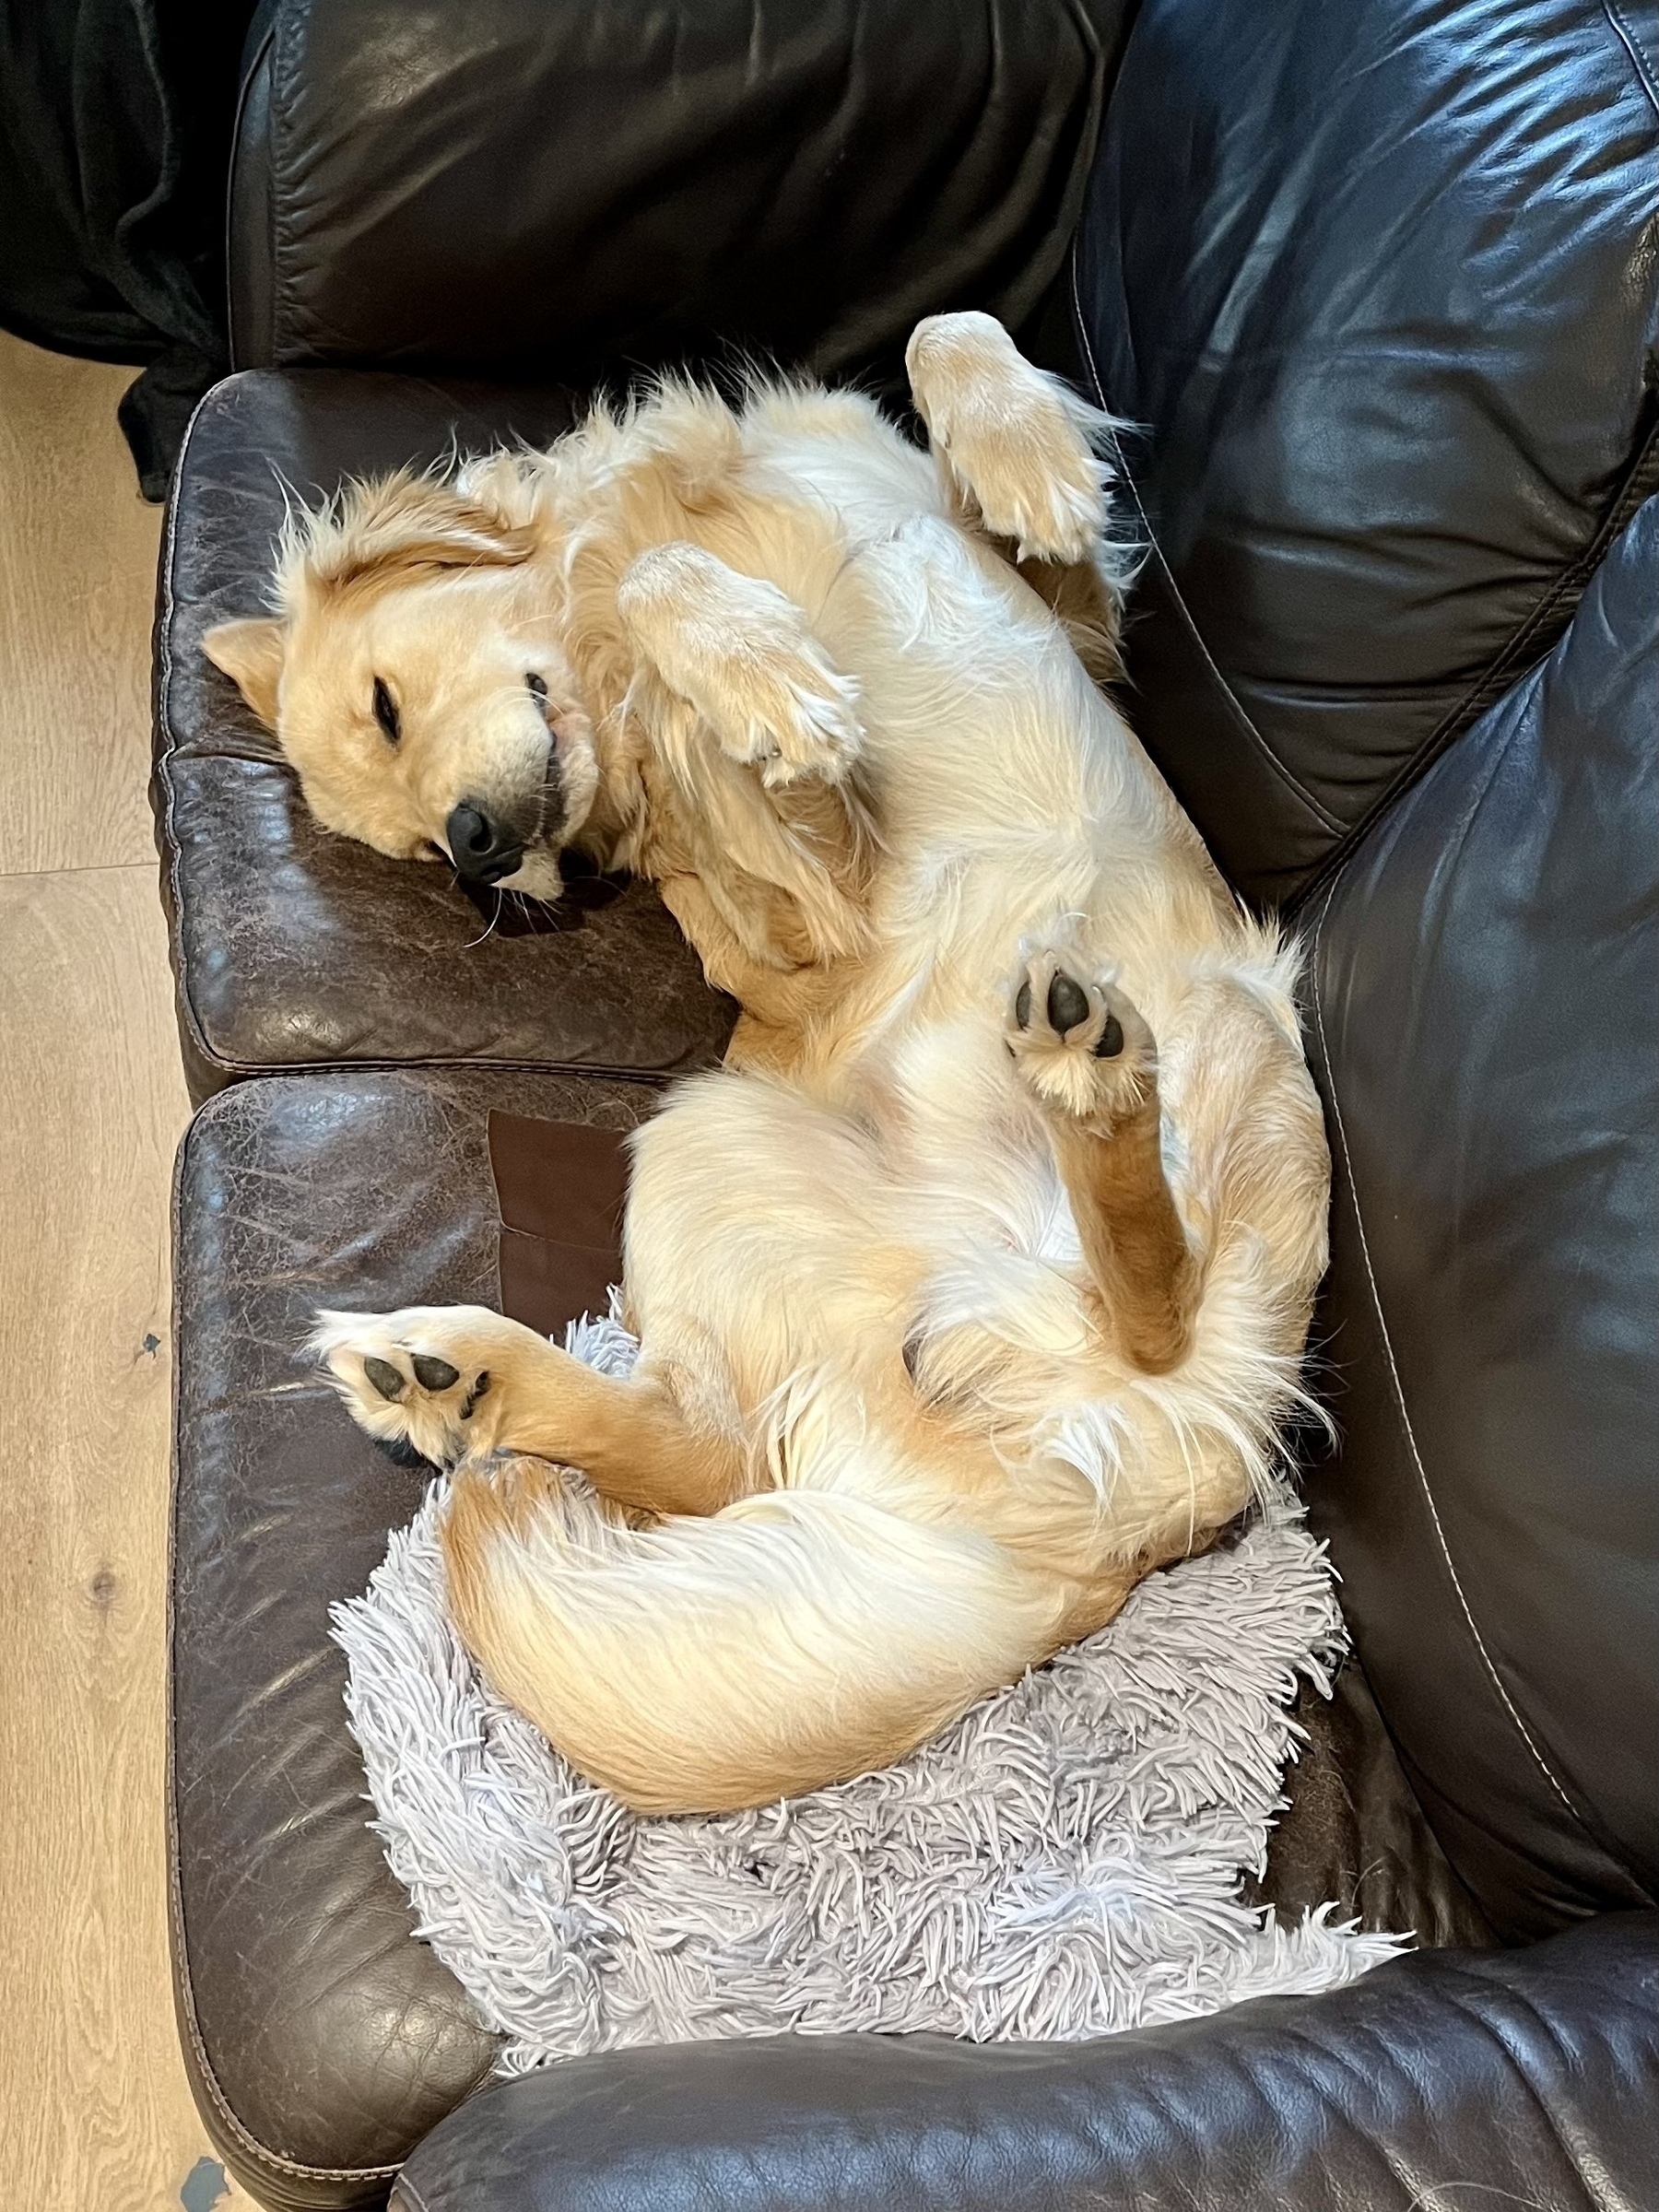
[{"xmin": 460, "ymin": 889, "xmax": 503, "ymax": 951}]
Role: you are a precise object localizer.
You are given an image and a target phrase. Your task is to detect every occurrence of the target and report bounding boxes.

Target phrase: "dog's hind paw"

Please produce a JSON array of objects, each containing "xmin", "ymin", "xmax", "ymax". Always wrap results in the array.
[
  {"xmin": 1004, "ymin": 945, "xmax": 1158, "ymax": 1129},
  {"xmin": 310, "ymin": 1303, "xmax": 534, "ymax": 1468}
]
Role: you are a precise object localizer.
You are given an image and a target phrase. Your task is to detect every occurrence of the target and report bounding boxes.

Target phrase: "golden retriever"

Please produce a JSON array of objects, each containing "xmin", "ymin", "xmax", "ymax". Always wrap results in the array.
[{"xmin": 206, "ymin": 313, "xmax": 1330, "ymax": 1815}]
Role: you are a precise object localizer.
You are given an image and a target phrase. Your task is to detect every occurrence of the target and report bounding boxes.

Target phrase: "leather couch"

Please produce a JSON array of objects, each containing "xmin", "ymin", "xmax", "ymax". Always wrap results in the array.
[{"xmin": 154, "ymin": 1, "xmax": 1658, "ymax": 2206}]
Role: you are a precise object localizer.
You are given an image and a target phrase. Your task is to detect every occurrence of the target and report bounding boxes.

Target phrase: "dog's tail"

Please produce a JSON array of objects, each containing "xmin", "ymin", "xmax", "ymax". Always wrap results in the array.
[{"xmin": 440, "ymin": 1457, "xmax": 1063, "ymax": 1813}]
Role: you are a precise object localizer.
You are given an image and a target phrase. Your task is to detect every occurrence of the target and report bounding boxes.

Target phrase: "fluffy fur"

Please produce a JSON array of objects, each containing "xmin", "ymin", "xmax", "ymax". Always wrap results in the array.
[{"xmin": 207, "ymin": 313, "xmax": 1332, "ymax": 1816}]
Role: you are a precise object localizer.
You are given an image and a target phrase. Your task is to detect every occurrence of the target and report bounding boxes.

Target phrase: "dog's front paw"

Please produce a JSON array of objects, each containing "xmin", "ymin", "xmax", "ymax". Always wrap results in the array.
[
  {"xmin": 1004, "ymin": 944, "xmax": 1157, "ymax": 1129},
  {"xmin": 618, "ymin": 542, "xmax": 864, "ymax": 789},
  {"xmin": 310, "ymin": 1304, "xmax": 529, "ymax": 1468},
  {"xmin": 907, "ymin": 314, "xmax": 1110, "ymax": 566},
  {"xmin": 954, "ymin": 416, "xmax": 1108, "ymax": 570},
  {"xmin": 725, "ymin": 635, "xmax": 865, "ymax": 791}
]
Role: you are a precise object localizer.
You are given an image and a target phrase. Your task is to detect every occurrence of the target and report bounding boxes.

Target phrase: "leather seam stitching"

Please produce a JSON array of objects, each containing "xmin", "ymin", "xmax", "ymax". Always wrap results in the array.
[
  {"xmin": 1309, "ymin": 887, "xmax": 1587, "ymax": 1828},
  {"xmin": 392, "ymin": 2176, "xmax": 434, "ymax": 2212},
  {"xmin": 1002, "ymin": 2, "xmax": 1109, "ymax": 343},
  {"xmin": 167, "ymin": 1097, "xmax": 403, "ymax": 2186},
  {"xmin": 1069, "ymin": 252, "xmax": 1345, "ymax": 837},
  {"xmin": 1603, "ymin": 0, "xmax": 1659, "ymax": 113},
  {"xmin": 180, "ymin": 1047, "xmax": 677, "ymax": 1088}
]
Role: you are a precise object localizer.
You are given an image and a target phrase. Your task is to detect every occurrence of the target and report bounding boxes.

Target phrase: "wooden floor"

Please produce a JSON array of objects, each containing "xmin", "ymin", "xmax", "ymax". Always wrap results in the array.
[{"xmin": 0, "ymin": 333, "xmax": 255, "ymax": 2210}]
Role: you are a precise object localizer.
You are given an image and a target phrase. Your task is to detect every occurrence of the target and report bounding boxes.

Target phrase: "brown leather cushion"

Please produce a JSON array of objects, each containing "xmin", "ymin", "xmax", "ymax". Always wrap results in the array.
[
  {"xmin": 170, "ymin": 1065, "xmax": 658, "ymax": 2210},
  {"xmin": 490, "ymin": 1112, "xmax": 633, "ymax": 1339},
  {"xmin": 152, "ymin": 368, "xmax": 735, "ymax": 1103}
]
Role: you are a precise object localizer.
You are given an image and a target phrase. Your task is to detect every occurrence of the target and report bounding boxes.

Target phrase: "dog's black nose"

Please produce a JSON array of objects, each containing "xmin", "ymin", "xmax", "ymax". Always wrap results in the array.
[{"xmin": 446, "ymin": 801, "xmax": 524, "ymax": 884}]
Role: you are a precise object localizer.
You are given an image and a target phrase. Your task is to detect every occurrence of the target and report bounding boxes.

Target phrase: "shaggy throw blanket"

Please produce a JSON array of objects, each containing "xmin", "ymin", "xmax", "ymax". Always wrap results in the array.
[{"xmin": 334, "ymin": 1312, "xmax": 1405, "ymax": 2072}]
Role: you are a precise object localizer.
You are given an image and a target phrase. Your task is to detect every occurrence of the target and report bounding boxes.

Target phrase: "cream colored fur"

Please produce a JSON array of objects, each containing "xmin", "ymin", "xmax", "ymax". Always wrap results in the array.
[{"xmin": 208, "ymin": 313, "xmax": 1332, "ymax": 1816}]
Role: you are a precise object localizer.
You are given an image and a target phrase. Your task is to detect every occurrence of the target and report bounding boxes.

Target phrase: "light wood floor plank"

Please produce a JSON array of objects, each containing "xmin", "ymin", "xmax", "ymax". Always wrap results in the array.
[
  {"xmin": 0, "ymin": 866, "xmax": 258, "ymax": 2210},
  {"xmin": 0, "ymin": 331, "xmax": 257, "ymax": 2209},
  {"xmin": 0, "ymin": 332, "xmax": 164, "ymax": 876}
]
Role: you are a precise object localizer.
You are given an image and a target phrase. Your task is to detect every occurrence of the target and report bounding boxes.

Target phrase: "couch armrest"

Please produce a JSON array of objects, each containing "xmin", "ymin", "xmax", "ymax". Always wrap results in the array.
[
  {"xmin": 228, "ymin": 0, "xmax": 1124, "ymax": 381},
  {"xmin": 393, "ymin": 1913, "xmax": 1659, "ymax": 2212}
]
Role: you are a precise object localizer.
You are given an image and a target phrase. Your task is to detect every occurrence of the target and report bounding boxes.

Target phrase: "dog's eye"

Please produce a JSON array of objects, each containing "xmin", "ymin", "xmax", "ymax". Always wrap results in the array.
[
  {"xmin": 525, "ymin": 672, "xmax": 548, "ymax": 703},
  {"xmin": 371, "ymin": 677, "xmax": 401, "ymax": 746}
]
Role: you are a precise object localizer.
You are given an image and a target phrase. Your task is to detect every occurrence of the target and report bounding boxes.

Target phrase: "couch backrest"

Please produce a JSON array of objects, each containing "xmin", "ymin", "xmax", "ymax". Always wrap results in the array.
[
  {"xmin": 1307, "ymin": 492, "xmax": 1658, "ymax": 1941},
  {"xmin": 228, "ymin": 0, "xmax": 1124, "ymax": 387},
  {"xmin": 1075, "ymin": 0, "xmax": 1659, "ymax": 910},
  {"xmin": 1077, "ymin": 0, "xmax": 1659, "ymax": 1938}
]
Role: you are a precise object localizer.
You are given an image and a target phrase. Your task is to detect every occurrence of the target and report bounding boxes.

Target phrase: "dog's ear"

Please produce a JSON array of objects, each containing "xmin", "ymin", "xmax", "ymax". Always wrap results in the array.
[
  {"xmin": 203, "ymin": 616, "xmax": 287, "ymax": 729},
  {"xmin": 311, "ymin": 474, "xmax": 538, "ymax": 596}
]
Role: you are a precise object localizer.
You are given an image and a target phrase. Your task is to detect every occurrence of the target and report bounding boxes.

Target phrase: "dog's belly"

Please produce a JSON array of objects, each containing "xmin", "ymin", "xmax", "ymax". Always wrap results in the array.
[
  {"xmin": 624, "ymin": 1065, "xmax": 918, "ymax": 1404},
  {"xmin": 624, "ymin": 1018, "xmax": 1114, "ymax": 1485}
]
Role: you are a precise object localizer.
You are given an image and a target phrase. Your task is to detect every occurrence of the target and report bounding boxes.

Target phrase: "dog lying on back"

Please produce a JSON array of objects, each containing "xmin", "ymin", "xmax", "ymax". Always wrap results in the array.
[{"xmin": 206, "ymin": 314, "xmax": 1331, "ymax": 1815}]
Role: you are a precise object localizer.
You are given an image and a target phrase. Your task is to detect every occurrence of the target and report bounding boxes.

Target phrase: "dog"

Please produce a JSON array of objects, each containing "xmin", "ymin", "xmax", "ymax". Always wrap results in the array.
[{"xmin": 206, "ymin": 313, "xmax": 1331, "ymax": 1815}]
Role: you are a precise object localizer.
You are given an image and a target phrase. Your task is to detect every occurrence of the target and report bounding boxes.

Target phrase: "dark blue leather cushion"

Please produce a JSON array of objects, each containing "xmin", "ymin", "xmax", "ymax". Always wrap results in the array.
[
  {"xmin": 1304, "ymin": 493, "xmax": 1658, "ymax": 1938},
  {"xmin": 1075, "ymin": 0, "xmax": 1659, "ymax": 905}
]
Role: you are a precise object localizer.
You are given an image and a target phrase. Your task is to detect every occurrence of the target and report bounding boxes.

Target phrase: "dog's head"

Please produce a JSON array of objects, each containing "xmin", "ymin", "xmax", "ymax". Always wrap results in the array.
[{"xmin": 204, "ymin": 471, "xmax": 599, "ymax": 900}]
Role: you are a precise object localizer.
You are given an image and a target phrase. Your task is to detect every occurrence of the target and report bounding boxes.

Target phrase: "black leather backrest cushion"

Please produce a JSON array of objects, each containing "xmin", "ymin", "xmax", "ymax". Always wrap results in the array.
[
  {"xmin": 230, "ymin": 0, "xmax": 1124, "ymax": 384},
  {"xmin": 1304, "ymin": 492, "xmax": 1658, "ymax": 1940},
  {"xmin": 1075, "ymin": 0, "xmax": 1659, "ymax": 907}
]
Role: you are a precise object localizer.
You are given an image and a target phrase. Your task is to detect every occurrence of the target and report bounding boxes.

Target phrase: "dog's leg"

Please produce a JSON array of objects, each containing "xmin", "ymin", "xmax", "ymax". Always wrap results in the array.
[
  {"xmin": 311, "ymin": 1305, "xmax": 749, "ymax": 1516},
  {"xmin": 618, "ymin": 542, "xmax": 864, "ymax": 790},
  {"xmin": 654, "ymin": 868, "xmax": 845, "ymax": 1066},
  {"xmin": 1004, "ymin": 947, "xmax": 1198, "ymax": 1375}
]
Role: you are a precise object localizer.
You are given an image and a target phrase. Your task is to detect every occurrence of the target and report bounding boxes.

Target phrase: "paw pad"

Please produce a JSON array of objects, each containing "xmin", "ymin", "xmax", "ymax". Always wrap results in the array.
[
  {"xmin": 363, "ymin": 1356, "xmax": 406, "ymax": 1402},
  {"xmin": 1094, "ymin": 1012, "xmax": 1124, "ymax": 1060},
  {"xmin": 310, "ymin": 1306, "xmax": 512, "ymax": 1475},
  {"xmin": 1047, "ymin": 971, "xmax": 1089, "ymax": 1035}
]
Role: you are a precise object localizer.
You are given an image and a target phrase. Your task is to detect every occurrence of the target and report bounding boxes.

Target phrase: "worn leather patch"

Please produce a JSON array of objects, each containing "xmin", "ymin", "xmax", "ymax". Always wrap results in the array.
[{"xmin": 488, "ymin": 1112, "xmax": 630, "ymax": 1339}]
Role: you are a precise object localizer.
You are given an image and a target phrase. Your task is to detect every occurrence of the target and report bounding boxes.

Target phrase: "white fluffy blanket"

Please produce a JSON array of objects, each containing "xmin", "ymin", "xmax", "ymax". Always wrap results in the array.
[{"xmin": 334, "ymin": 1312, "xmax": 1404, "ymax": 2073}]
